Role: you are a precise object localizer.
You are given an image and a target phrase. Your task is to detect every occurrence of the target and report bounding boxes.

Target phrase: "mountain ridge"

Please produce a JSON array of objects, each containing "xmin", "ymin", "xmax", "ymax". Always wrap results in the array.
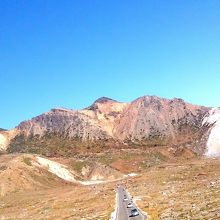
[{"xmin": 0, "ymin": 95, "xmax": 215, "ymax": 156}]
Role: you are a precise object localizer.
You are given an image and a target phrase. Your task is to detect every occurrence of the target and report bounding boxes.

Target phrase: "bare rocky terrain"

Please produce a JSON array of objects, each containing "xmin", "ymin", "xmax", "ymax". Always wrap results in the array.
[
  {"xmin": 1, "ymin": 149, "xmax": 220, "ymax": 220},
  {"xmin": 0, "ymin": 95, "xmax": 220, "ymax": 219}
]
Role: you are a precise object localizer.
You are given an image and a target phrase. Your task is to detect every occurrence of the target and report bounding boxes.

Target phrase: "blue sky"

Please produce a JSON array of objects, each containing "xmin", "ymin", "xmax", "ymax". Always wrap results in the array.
[{"xmin": 0, "ymin": 0, "xmax": 220, "ymax": 129}]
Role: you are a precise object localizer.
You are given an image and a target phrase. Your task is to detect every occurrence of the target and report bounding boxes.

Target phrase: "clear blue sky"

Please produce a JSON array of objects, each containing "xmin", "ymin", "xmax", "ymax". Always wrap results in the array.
[{"xmin": 0, "ymin": 0, "xmax": 220, "ymax": 129}]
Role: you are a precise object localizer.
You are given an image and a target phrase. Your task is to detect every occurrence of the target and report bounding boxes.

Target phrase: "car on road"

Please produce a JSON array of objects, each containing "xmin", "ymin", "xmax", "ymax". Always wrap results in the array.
[
  {"xmin": 123, "ymin": 197, "xmax": 128, "ymax": 201},
  {"xmin": 129, "ymin": 208, "xmax": 139, "ymax": 217},
  {"xmin": 127, "ymin": 203, "xmax": 133, "ymax": 208}
]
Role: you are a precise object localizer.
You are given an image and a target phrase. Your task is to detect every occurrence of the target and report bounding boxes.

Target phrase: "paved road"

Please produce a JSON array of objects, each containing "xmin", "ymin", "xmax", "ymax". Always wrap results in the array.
[{"xmin": 116, "ymin": 186, "xmax": 147, "ymax": 220}]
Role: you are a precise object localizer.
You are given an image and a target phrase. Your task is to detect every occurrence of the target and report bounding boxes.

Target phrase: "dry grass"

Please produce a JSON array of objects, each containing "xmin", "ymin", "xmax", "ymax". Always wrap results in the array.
[
  {"xmin": 126, "ymin": 158, "xmax": 220, "ymax": 220},
  {"xmin": 1, "ymin": 151, "xmax": 220, "ymax": 219},
  {"xmin": 0, "ymin": 182, "xmax": 116, "ymax": 220}
]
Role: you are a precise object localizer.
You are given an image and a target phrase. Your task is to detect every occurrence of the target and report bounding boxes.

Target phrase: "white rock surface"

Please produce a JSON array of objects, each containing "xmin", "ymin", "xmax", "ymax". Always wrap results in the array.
[
  {"xmin": 203, "ymin": 108, "xmax": 220, "ymax": 157},
  {"xmin": 36, "ymin": 156, "xmax": 76, "ymax": 182},
  {"xmin": 36, "ymin": 156, "xmax": 104, "ymax": 185},
  {"xmin": 0, "ymin": 134, "xmax": 7, "ymax": 150},
  {"xmin": 127, "ymin": 173, "xmax": 138, "ymax": 177}
]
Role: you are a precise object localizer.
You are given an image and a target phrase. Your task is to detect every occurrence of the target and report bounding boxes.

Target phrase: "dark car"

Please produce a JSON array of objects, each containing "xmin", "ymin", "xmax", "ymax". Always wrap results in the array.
[{"xmin": 129, "ymin": 208, "xmax": 139, "ymax": 217}]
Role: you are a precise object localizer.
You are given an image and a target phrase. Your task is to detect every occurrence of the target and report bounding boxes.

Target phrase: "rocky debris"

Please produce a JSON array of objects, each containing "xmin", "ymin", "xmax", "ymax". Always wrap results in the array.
[{"xmin": 207, "ymin": 177, "xmax": 220, "ymax": 188}]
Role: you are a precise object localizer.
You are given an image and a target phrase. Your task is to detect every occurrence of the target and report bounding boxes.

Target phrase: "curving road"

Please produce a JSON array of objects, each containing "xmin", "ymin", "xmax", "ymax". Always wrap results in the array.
[{"xmin": 115, "ymin": 186, "xmax": 147, "ymax": 220}]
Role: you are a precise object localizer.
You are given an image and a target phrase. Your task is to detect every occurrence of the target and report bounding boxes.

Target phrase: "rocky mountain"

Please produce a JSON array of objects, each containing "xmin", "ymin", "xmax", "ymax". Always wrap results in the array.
[
  {"xmin": 114, "ymin": 96, "xmax": 208, "ymax": 144},
  {"xmin": 2, "ymin": 96, "xmax": 213, "ymax": 155}
]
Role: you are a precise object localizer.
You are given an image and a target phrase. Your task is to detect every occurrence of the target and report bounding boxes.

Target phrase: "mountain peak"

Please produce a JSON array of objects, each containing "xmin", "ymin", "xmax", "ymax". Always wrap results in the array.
[
  {"xmin": 86, "ymin": 97, "xmax": 118, "ymax": 110},
  {"xmin": 171, "ymin": 97, "xmax": 185, "ymax": 103},
  {"xmin": 94, "ymin": 97, "xmax": 117, "ymax": 104}
]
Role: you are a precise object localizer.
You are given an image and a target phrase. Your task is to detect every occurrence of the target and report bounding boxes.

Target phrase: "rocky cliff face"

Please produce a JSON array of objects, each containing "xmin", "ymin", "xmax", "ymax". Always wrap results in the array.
[
  {"xmin": 17, "ymin": 107, "xmax": 111, "ymax": 141},
  {"xmin": 114, "ymin": 96, "xmax": 208, "ymax": 145},
  {"xmin": 4, "ymin": 96, "xmax": 211, "ymax": 155}
]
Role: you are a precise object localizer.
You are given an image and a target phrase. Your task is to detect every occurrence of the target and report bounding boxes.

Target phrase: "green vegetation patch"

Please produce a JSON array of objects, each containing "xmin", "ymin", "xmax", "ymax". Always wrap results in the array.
[
  {"xmin": 141, "ymin": 151, "xmax": 168, "ymax": 169},
  {"xmin": 121, "ymin": 151, "xmax": 139, "ymax": 161},
  {"xmin": 23, "ymin": 157, "xmax": 32, "ymax": 166},
  {"xmin": 148, "ymin": 151, "xmax": 168, "ymax": 161},
  {"xmin": 7, "ymin": 134, "xmax": 111, "ymax": 157},
  {"xmin": 97, "ymin": 153, "xmax": 116, "ymax": 165},
  {"xmin": 71, "ymin": 160, "xmax": 91, "ymax": 173}
]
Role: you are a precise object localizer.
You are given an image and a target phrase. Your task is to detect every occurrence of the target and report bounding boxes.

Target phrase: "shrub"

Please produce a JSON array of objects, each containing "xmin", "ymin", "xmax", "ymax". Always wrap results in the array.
[
  {"xmin": 23, "ymin": 157, "xmax": 32, "ymax": 166},
  {"xmin": 0, "ymin": 165, "xmax": 7, "ymax": 171}
]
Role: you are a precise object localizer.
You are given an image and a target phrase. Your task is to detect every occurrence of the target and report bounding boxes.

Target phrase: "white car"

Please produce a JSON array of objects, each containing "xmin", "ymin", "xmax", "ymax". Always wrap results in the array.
[{"xmin": 127, "ymin": 203, "xmax": 133, "ymax": 208}]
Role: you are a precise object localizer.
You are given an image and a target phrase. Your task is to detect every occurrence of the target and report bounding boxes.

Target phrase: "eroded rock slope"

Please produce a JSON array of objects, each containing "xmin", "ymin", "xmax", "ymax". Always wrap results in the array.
[{"xmin": 2, "ymin": 96, "xmax": 211, "ymax": 155}]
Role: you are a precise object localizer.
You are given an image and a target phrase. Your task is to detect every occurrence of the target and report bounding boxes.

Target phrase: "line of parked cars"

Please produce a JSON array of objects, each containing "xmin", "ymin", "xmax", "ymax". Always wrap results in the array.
[{"xmin": 123, "ymin": 195, "xmax": 139, "ymax": 217}]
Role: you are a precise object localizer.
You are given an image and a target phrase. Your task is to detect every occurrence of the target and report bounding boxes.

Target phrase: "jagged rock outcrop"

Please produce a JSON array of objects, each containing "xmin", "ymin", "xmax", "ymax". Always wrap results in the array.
[{"xmin": 4, "ymin": 96, "xmax": 211, "ymax": 155}]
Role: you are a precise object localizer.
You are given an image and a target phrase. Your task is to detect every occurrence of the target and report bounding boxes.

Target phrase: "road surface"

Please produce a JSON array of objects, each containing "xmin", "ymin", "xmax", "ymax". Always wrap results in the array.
[{"xmin": 115, "ymin": 186, "xmax": 147, "ymax": 220}]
